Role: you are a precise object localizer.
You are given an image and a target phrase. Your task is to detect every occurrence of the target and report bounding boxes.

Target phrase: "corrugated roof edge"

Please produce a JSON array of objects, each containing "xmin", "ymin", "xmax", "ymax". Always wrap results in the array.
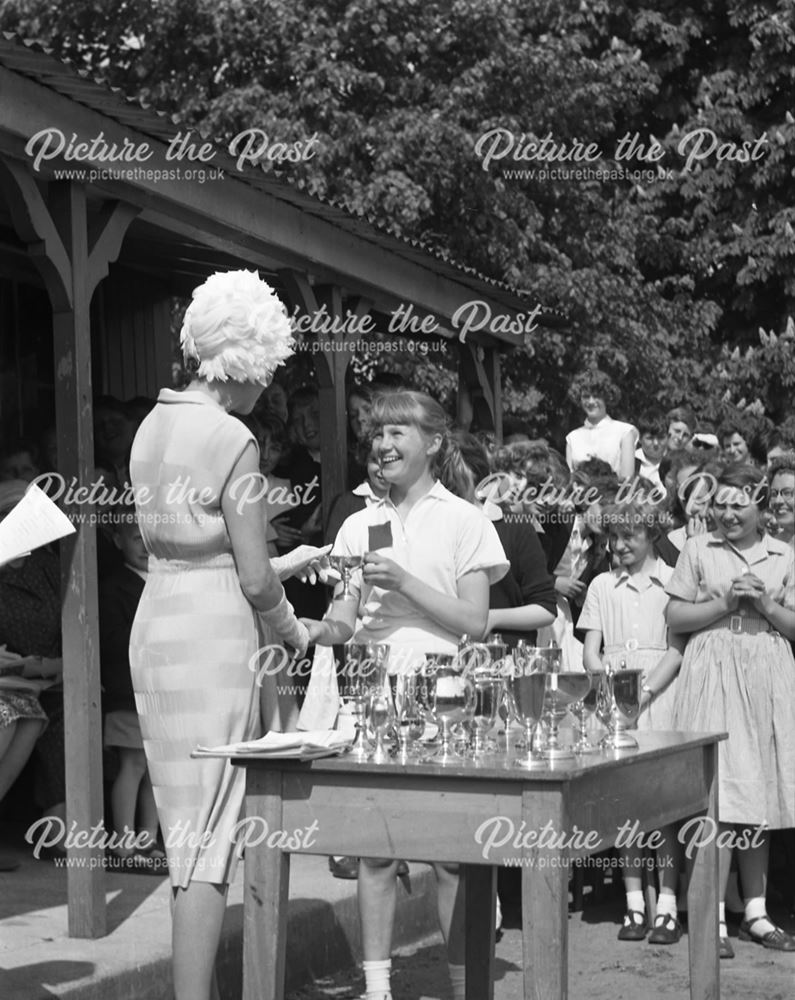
[{"xmin": 0, "ymin": 31, "xmax": 568, "ymax": 327}]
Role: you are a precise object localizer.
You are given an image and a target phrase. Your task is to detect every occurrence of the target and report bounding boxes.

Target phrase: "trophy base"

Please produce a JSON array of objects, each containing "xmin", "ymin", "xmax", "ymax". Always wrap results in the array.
[
  {"xmin": 599, "ymin": 731, "xmax": 639, "ymax": 750},
  {"xmin": 512, "ymin": 754, "xmax": 545, "ymax": 769},
  {"xmin": 422, "ymin": 747, "xmax": 466, "ymax": 765},
  {"xmin": 538, "ymin": 745, "xmax": 576, "ymax": 761},
  {"xmin": 572, "ymin": 740, "xmax": 599, "ymax": 754}
]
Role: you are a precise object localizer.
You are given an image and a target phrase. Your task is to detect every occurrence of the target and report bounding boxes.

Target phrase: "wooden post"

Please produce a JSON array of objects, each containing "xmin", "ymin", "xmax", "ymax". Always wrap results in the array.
[
  {"xmin": 0, "ymin": 158, "xmax": 137, "ymax": 937},
  {"xmin": 48, "ymin": 181, "xmax": 106, "ymax": 937},
  {"xmin": 278, "ymin": 270, "xmax": 370, "ymax": 527},
  {"xmin": 458, "ymin": 341, "xmax": 503, "ymax": 439}
]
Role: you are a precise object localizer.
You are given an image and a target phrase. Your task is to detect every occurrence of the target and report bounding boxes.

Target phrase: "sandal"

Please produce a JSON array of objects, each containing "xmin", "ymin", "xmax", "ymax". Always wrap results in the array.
[
  {"xmin": 648, "ymin": 913, "xmax": 683, "ymax": 945},
  {"xmin": 617, "ymin": 909, "xmax": 647, "ymax": 941},
  {"xmin": 739, "ymin": 915, "xmax": 795, "ymax": 952}
]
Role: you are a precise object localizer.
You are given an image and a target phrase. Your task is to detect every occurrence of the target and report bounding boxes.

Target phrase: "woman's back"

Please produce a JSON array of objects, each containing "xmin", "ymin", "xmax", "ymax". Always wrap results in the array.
[{"xmin": 130, "ymin": 388, "xmax": 256, "ymax": 561}]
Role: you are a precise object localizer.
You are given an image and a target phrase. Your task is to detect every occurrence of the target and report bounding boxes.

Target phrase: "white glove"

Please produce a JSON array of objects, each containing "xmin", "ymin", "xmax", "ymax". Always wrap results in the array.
[
  {"xmin": 270, "ymin": 544, "xmax": 332, "ymax": 584},
  {"xmin": 260, "ymin": 594, "xmax": 309, "ymax": 656}
]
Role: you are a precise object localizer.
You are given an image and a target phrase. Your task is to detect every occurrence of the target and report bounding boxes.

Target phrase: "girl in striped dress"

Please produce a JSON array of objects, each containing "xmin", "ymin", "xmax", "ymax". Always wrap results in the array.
[{"xmin": 666, "ymin": 463, "xmax": 795, "ymax": 959}]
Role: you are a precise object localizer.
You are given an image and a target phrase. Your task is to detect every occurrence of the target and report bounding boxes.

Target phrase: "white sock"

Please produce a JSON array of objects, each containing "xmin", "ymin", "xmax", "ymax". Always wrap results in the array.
[
  {"xmin": 656, "ymin": 890, "xmax": 677, "ymax": 919},
  {"xmin": 719, "ymin": 901, "xmax": 726, "ymax": 937},
  {"xmin": 625, "ymin": 889, "xmax": 645, "ymax": 914},
  {"xmin": 363, "ymin": 958, "xmax": 391, "ymax": 1000},
  {"xmin": 495, "ymin": 891, "xmax": 503, "ymax": 931},
  {"xmin": 744, "ymin": 895, "xmax": 774, "ymax": 934},
  {"xmin": 448, "ymin": 962, "xmax": 465, "ymax": 1000}
]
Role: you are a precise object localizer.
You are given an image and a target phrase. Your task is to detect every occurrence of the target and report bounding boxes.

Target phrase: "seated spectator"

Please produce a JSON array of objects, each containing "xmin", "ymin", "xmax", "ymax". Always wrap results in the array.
[
  {"xmin": 99, "ymin": 504, "xmax": 166, "ymax": 874},
  {"xmin": 0, "ymin": 482, "xmax": 51, "ymax": 869},
  {"xmin": 0, "ymin": 481, "xmax": 65, "ymax": 854},
  {"xmin": 255, "ymin": 378, "xmax": 290, "ymax": 424},
  {"xmin": 93, "ymin": 395, "xmax": 136, "ymax": 485},
  {"xmin": 0, "ymin": 438, "xmax": 41, "ymax": 483}
]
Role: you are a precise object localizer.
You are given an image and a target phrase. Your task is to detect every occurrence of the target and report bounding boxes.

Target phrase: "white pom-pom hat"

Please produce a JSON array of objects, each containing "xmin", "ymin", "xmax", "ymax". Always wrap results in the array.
[{"xmin": 180, "ymin": 270, "xmax": 295, "ymax": 385}]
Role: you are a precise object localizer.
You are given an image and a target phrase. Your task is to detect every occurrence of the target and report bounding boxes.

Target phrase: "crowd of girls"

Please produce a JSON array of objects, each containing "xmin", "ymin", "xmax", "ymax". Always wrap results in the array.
[{"xmin": 309, "ymin": 371, "xmax": 794, "ymax": 996}]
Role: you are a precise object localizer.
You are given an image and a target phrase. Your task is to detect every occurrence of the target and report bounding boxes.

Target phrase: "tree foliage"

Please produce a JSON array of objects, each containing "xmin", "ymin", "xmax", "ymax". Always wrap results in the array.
[{"xmin": 2, "ymin": 0, "xmax": 792, "ymax": 433}]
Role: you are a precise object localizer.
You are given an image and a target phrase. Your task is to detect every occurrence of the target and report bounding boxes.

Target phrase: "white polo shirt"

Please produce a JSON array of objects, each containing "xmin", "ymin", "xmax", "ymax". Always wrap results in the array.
[{"xmin": 332, "ymin": 480, "xmax": 509, "ymax": 654}]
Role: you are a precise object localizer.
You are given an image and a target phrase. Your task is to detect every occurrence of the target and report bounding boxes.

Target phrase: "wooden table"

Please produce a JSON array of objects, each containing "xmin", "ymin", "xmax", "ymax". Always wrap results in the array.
[{"xmin": 235, "ymin": 731, "xmax": 723, "ymax": 1000}]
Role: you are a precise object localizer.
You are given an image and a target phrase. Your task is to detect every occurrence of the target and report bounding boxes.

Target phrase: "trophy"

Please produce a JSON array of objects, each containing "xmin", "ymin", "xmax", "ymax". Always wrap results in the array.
[
  {"xmin": 389, "ymin": 670, "xmax": 425, "ymax": 761},
  {"xmin": 422, "ymin": 652, "xmax": 476, "ymax": 765},
  {"xmin": 508, "ymin": 647, "xmax": 548, "ymax": 768},
  {"xmin": 338, "ymin": 642, "xmax": 388, "ymax": 761},
  {"xmin": 539, "ymin": 671, "xmax": 592, "ymax": 761},
  {"xmin": 569, "ymin": 674, "xmax": 600, "ymax": 754},
  {"xmin": 470, "ymin": 666, "xmax": 503, "ymax": 758},
  {"xmin": 328, "ymin": 554, "xmax": 363, "ymax": 598},
  {"xmin": 462, "ymin": 634, "xmax": 506, "ymax": 758},
  {"xmin": 597, "ymin": 663, "xmax": 643, "ymax": 750}
]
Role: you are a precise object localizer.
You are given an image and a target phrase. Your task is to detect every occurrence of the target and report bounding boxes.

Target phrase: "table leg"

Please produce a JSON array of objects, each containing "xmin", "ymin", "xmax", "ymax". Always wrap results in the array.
[
  {"xmin": 521, "ymin": 793, "xmax": 568, "ymax": 1000},
  {"xmin": 463, "ymin": 864, "xmax": 496, "ymax": 1000},
  {"xmin": 687, "ymin": 744, "xmax": 720, "ymax": 1000},
  {"xmin": 243, "ymin": 771, "xmax": 290, "ymax": 1000}
]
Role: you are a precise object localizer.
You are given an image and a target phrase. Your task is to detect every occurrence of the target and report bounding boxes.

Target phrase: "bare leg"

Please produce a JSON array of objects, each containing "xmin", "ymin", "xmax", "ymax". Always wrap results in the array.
[
  {"xmin": 137, "ymin": 769, "xmax": 160, "ymax": 846},
  {"xmin": 172, "ymin": 881, "xmax": 228, "ymax": 1000},
  {"xmin": 433, "ymin": 862, "xmax": 465, "ymax": 964},
  {"xmin": 619, "ymin": 845, "xmax": 644, "ymax": 899},
  {"xmin": 657, "ymin": 824, "xmax": 682, "ymax": 896},
  {"xmin": 358, "ymin": 858, "xmax": 398, "ymax": 960},
  {"xmin": 735, "ymin": 829, "xmax": 768, "ymax": 901},
  {"xmin": 0, "ymin": 719, "xmax": 46, "ymax": 801},
  {"xmin": 111, "ymin": 747, "xmax": 148, "ymax": 854}
]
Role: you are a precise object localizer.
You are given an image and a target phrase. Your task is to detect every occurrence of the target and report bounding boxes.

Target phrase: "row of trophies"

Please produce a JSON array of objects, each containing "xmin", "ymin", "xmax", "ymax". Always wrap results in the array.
[{"xmin": 336, "ymin": 635, "xmax": 645, "ymax": 767}]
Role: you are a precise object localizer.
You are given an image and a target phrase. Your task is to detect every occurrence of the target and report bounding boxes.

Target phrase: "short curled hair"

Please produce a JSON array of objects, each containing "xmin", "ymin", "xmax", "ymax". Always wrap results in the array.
[
  {"xmin": 714, "ymin": 462, "xmax": 768, "ymax": 508},
  {"xmin": 567, "ymin": 369, "xmax": 620, "ymax": 410},
  {"xmin": 768, "ymin": 453, "xmax": 795, "ymax": 482}
]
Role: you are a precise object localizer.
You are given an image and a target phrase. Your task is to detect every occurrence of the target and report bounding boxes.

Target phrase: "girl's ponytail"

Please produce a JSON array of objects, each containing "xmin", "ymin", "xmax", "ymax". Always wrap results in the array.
[{"xmin": 434, "ymin": 436, "xmax": 475, "ymax": 501}]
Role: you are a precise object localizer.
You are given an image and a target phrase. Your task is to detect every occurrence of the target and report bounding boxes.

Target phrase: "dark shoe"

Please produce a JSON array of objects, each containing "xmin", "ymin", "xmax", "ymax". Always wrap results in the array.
[
  {"xmin": 328, "ymin": 855, "xmax": 359, "ymax": 879},
  {"xmin": 648, "ymin": 913, "xmax": 683, "ymax": 945},
  {"xmin": 0, "ymin": 854, "xmax": 20, "ymax": 871},
  {"xmin": 396, "ymin": 859, "xmax": 409, "ymax": 877},
  {"xmin": 720, "ymin": 935, "xmax": 735, "ymax": 959},
  {"xmin": 617, "ymin": 909, "xmax": 647, "ymax": 941},
  {"xmin": 739, "ymin": 915, "xmax": 795, "ymax": 951}
]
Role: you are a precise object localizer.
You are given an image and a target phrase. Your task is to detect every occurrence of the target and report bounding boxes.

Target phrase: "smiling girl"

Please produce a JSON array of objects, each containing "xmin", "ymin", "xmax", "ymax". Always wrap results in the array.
[
  {"xmin": 303, "ymin": 390, "xmax": 508, "ymax": 1000},
  {"xmin": 665, "ymin": 464, "xmax": 795, "ymax": 959}
]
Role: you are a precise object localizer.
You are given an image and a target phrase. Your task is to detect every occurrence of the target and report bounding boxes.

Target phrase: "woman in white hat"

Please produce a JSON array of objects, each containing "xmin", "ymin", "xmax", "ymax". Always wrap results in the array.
[{"xmin": 129, "ymin": 270, "xmax": 318, "ymax": 1000}]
